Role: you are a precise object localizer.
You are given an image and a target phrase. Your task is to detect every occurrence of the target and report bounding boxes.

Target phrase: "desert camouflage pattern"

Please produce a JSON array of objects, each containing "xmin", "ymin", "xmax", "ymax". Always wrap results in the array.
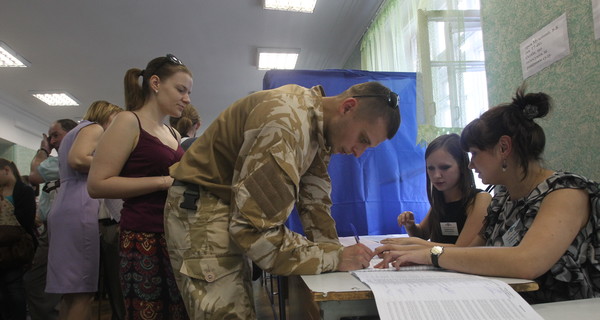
[
  {"xmin": 164, "ymin": 185, "xmax": 254, "ymax": 319},
  {"xmin": 165, "ymin": 85, "xmax": 344, "ymax": 319}
]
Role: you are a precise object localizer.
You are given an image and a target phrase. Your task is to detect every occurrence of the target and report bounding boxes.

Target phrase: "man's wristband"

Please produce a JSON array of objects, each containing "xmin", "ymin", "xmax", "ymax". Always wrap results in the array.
[{"xmin": 38, "ymin": 148, "xmax": 49, "ymax": 156}]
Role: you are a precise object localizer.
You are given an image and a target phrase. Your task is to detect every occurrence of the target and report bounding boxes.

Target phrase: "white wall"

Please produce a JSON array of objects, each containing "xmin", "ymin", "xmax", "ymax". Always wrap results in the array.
[{"xmin": 0, "ymin": 95, "xmax": 50, "ymax": 150}]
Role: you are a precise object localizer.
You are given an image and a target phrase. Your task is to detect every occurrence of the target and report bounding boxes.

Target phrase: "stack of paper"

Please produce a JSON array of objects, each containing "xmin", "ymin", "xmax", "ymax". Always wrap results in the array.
[{"xmin": 352, "ymin": 270, "xmax": 543, "ymax": 320}]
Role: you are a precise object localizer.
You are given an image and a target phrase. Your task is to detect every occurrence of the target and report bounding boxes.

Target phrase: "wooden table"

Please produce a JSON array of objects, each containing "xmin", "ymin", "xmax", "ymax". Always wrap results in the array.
[{"xmin": 287, "ymin": 271, "xmax": 539, "ymax": 320}]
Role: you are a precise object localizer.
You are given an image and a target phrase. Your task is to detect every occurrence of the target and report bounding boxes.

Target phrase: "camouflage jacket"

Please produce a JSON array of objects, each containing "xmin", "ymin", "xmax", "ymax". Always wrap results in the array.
[{"xmin": 170, "ymin": 84, "xmax": 344, "ymax": 275}]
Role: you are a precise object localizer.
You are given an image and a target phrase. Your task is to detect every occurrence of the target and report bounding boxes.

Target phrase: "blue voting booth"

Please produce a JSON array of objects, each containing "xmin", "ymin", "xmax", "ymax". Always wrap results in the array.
[{"xmin": 263, "ymin": 69, "xmax": 430, "ymax": 237}]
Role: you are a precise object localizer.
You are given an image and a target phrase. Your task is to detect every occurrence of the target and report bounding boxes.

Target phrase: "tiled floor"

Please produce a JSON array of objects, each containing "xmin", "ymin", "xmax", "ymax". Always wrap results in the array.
[{"xmin": 92, "ymin": 276, "xmax": 287, "ymax": 320}]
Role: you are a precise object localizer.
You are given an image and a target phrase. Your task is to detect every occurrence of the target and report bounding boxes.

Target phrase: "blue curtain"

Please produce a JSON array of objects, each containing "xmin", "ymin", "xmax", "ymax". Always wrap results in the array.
[{"xmin": 263, "ymin": 69, "xmax": 429, "ymax": 237}]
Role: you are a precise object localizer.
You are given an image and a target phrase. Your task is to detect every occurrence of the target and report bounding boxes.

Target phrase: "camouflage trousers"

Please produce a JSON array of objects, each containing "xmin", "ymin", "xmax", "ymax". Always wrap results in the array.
[{"xmin": 164, "ymin": 184, "xmax": 255, "ymax": 319}]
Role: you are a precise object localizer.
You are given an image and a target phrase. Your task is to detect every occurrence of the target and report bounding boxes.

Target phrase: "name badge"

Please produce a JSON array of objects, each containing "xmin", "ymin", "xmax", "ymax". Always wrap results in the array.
[
  {"xmin": 440, "ymin": 222, "xmax": 459, "ymax": 236},
  {"xmin": 502, "ymin": 218, "xmax": 521, "ymax": 247}
]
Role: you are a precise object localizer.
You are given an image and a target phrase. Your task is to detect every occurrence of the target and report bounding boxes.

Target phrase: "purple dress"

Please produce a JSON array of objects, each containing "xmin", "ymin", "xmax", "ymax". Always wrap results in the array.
[{"xmin": 46, "ymin": 120, "xmax": 100, "ymax": 293}]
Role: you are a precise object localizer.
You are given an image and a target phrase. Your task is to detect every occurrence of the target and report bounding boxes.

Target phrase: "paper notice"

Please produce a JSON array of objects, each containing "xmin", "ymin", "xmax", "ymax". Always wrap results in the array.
[{"xmin": 520, "ymin": 13, "xmax": 570, "ymax": 79}]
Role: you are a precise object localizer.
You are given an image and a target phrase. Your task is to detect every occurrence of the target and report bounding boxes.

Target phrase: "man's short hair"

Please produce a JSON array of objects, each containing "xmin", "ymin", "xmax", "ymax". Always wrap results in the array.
[
  {"xmin": 344, "ymin": 82, "xmax": 401, "ymax": 139},
  {"xmin": 56, "ymin": 119, "xmax": 78, "ymax": 132}
]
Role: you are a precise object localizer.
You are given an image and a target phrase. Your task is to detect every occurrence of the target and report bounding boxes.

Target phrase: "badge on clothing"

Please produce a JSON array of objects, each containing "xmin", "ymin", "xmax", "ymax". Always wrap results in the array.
[
  {"xmin": 502, "ymin": 218, "xmax": 521, "ymax": 247},
  {"xmin": 440, "ymin": 222, "xmax": 459, "ymax": 236}
]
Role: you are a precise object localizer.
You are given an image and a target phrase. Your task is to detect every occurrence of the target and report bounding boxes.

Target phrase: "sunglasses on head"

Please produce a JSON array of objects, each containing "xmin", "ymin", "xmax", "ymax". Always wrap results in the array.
[
  {"xmin": 155, "ymin": 53, "xmax": 184, "ymax": 71},
  {"xmin": 352, "ymin": 91, "xmax": 399, "ymax": 109}
]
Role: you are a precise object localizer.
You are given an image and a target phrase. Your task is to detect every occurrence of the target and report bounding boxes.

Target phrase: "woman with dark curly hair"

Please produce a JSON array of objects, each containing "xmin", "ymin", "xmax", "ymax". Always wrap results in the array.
[{"xmin": 374, "ymin": 85, "xmax": 600, "ymax": 303}]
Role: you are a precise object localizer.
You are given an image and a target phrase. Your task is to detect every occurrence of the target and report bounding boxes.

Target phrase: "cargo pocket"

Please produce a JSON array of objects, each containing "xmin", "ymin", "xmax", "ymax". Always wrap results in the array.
[{"xmin": 180, "ymin": 256, "xmax": 244, "ymax": 283}]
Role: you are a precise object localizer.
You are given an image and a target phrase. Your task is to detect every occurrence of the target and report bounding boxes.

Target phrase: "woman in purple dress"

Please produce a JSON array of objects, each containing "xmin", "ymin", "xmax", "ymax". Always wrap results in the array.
[
  {"xmin": 88, "ymin": 55, "xmax": 192, "ymax": 319},
  {"xmin": 46, "ymin": 100, "xmax": 122, "ymax": 319}
]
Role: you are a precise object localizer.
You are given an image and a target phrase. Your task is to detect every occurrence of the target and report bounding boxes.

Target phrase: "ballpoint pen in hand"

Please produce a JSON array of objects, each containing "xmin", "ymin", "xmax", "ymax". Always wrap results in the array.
[{"xmin": 349, "ymin": 223, "xmax": 360, "ymax": 244}]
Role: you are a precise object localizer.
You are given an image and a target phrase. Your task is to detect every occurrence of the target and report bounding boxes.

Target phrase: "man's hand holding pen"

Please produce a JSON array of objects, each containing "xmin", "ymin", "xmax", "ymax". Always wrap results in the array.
[
  {"xmin": 337, "ymin": 223, "xmax": 374, "ymax": 271},
  {"xmin": 337, "ymin": 244, "xmax": 374, "ymax": 271}
]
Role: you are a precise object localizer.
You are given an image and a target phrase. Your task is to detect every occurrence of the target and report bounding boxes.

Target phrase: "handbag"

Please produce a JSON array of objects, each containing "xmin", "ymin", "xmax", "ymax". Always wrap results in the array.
[{"xmin": 0, "ymin": 198, "xmax": 35, "ymax": 268}]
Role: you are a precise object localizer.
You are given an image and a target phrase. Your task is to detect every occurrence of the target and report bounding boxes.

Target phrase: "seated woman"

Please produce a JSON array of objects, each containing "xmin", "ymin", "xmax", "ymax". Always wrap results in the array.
[
  {"xmin": 381, "ymin": 133, "xmax": 492, "ymax": 247},
  {"xmin": 374, "ymin": 85, "xmax": 600, "ymax": 303},
  {"xmin": 384, "ymin": 133, "xmax": 491, "ymax": 247}
]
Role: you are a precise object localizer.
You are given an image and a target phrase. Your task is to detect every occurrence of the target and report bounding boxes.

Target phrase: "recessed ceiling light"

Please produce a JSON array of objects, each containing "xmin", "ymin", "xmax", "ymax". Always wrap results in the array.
[
  {"xmin": 32, "ymin": 92, "xmax": 80, "ymax": 106},
  {"xmin": 258, "ymin": 48, "xmax": 300, "ymax": 70},
  {"xmin": 0, "ymin": 41, "xmax": 30, "ymax": 67},
  {"xmin": 263, "ymin": 0, "xmax": 317, "ymax": 13}
]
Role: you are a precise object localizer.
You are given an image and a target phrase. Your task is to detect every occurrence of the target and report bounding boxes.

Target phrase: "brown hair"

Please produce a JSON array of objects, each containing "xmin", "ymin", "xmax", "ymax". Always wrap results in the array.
[
  {"xmin": 0, "ymin": 158, "xmax": 21, "ymax": 182},
  {"xmin": 460, "ymin": 84, "xmax": 551, "ymax": 180},
  {"xmin": 426, "ymin": 134, "xmax": 477, "ymax": 241},
  {"xmin": 124, "ymin": 55, "xmax": 193, "ymax": 111},
  {"xmin": 83, "ymin": 100, "xmax": 123, "ymax": 127},
  {"xmin": 169, "ymin": 104, "xmax": 200, "ymax": 137}
]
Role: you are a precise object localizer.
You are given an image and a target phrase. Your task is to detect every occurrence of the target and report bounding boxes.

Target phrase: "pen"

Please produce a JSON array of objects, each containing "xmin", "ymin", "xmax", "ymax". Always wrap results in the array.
[{"xmin": 349, "ymin": 223, "xmax": 360, "ymax": 244}]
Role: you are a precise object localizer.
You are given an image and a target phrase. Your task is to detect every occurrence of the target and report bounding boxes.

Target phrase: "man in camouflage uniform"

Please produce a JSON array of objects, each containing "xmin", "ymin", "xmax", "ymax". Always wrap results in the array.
[{"xmin": 164, "ymin": 81, "xmax": 401, "ymax": 319}]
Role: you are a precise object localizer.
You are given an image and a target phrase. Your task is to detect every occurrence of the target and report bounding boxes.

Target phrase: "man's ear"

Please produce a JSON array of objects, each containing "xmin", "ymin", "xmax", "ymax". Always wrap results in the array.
[{"xmin": 340, "ymin": 97, "xmax": 358, "ymax": 114}]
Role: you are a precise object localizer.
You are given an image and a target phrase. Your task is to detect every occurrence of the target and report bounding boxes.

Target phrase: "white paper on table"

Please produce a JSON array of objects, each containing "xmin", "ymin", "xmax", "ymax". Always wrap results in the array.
[
  {"xmin": 352, "ymin": 270, "xmax": 543, "ymax": 320},
  {"xmin": 355, "ymin": 258, "xmax": 438, "ymax": 271},
  {"xmin": 339, "ymin": 235, "xmax": 419, "ymax": 270},
  {"xmin": 339, "ymin": 236, "xmax": 382, "ymax": 251}
]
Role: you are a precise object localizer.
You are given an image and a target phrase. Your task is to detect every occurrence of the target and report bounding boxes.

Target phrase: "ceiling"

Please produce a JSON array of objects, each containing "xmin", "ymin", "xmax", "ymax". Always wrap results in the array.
[{"xmin": 0, "ymin": 0, "xmax": 384, "ymax": 134}]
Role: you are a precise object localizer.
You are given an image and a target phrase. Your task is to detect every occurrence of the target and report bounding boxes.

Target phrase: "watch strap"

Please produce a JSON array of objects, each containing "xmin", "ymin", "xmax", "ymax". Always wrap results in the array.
[
  {"xmin": 431, "ymin": 252, "xmax": 440, "ymax": 268},
  {"xmin": 430, "ymin": 246, "xmax": 444, "ymax": 268}
]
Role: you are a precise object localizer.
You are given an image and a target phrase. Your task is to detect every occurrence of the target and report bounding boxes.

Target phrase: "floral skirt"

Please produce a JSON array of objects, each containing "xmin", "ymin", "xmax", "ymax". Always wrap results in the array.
[{"xmin": 119, "ymin": 230, "xmax": 189, "ymax": 320}]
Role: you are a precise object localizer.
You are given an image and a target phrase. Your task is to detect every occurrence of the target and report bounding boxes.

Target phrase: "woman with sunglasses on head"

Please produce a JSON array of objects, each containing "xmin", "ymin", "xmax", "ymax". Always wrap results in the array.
[
  {"xmin": 88, "ymin": 54, "xmax": 192, "ymax": 319},
  {"xmin": 382, "ymin": 133, "xmax": 491, "ymax": 247},
  {"xmin": 374, "ymin": 85, "xmax": 600, "ymax": 303}
]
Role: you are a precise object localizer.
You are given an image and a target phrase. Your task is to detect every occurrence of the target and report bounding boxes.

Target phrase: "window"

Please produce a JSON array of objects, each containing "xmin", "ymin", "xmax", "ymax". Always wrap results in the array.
[
  {"xmin": 361, "ymin": 0, "xmax": 488, "ymax": 129},
  {"xmin": 360, "ymin": 0, "xmax": 488, "ymax": 189},
  {"xmin": 419, "ymin": 8, "xmax": 488, "ymax": 128}
]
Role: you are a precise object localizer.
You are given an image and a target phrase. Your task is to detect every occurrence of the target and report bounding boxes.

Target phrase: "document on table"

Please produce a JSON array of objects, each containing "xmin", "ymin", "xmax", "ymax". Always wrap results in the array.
[
  {"xmin": 352, "ymin": 270, "xmax": 543, "ymax": 320},
  {"xmin": 339, "ymin": 235, "xmax": 428, "ymax": 269},
  {"xmin": 339, "ymin": 235, "xmax": 382, "ymax": 251}
]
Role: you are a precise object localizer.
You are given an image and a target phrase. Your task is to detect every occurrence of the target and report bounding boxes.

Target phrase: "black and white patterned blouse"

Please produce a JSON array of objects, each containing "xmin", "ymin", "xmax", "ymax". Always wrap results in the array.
[{"xmin": 483, "ymin": 171, "xmax": 600, "ymax": 303}]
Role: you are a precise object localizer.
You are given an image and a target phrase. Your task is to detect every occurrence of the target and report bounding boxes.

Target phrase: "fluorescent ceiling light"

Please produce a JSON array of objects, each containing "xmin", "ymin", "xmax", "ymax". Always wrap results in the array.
[
  {"xmin": 263, "ymin": 0, "xmax": 317, "ymax": 13},
  {"xmin": 258, "ymin": 48, "xmax": 300, "ymax": 70},
  {"xmin": 32, "ymin": 92, "xmax": 79, "ymax": 106},
  {"xmin": 0, "ymin": 41, "xmax": 30, "ymax": 67}
]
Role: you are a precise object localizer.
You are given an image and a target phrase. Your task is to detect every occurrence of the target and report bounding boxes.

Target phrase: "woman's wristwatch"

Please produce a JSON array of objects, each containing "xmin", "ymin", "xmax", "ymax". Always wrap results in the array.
[{"xmin": 430, "ymin": 246, "xmax": 444, "ymax": 268}]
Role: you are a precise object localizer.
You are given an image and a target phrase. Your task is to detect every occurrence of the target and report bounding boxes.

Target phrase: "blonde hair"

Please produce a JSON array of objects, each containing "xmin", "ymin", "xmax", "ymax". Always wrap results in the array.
[
  {"xmin": 83, "ymin": 100, "xmax": 123, "ymax": 127},
  {"xmin": 169, "ymin": 104, "xmax": 200, "ymax": 137}
]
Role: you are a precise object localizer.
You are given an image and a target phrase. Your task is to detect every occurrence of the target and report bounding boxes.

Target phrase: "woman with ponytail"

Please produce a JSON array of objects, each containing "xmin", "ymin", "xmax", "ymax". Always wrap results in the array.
[{"xmin": 88, "ymin": 54, "xmax": 192, "ymax": 319}]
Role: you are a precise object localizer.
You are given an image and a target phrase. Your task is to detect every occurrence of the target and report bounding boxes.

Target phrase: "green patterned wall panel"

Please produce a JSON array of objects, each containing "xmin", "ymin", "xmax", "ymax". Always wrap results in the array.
[{"xmin": 481, "ymin": 0, "xmax": 600, "ymax": 181}]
